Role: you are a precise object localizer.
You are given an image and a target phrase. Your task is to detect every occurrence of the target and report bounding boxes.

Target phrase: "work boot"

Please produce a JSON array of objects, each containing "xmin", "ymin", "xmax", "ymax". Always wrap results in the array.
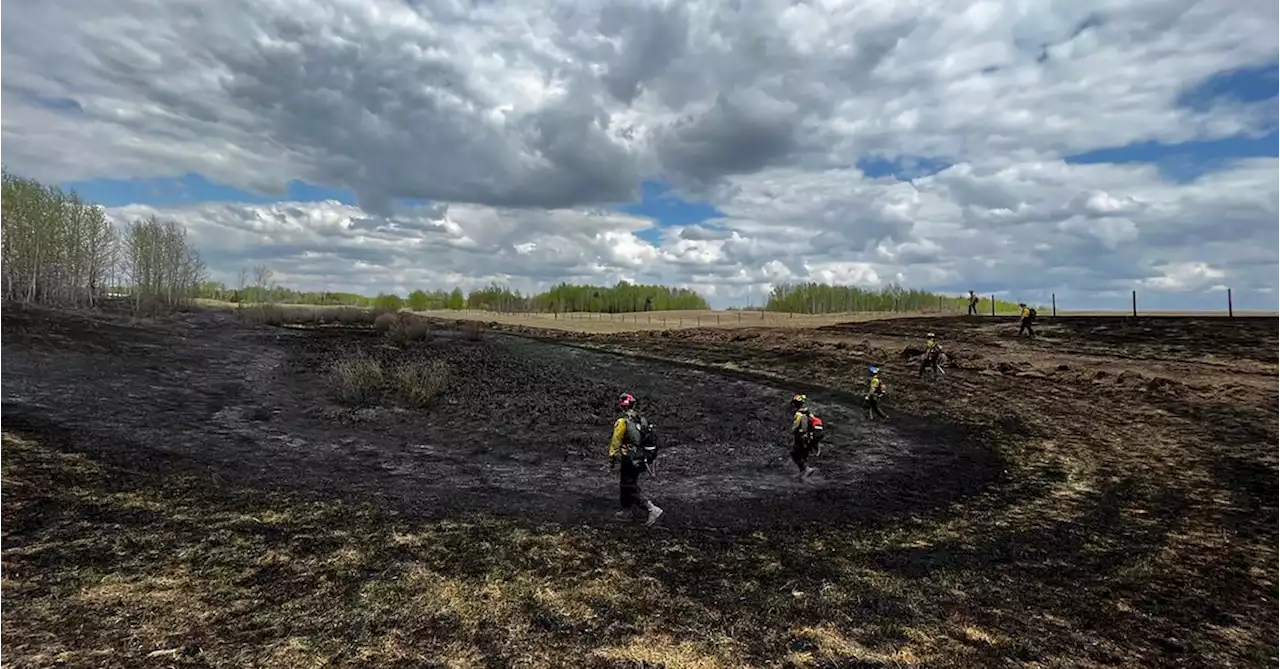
[
  {"xmin": 644, "ymin": 502, "xmax": 664, "ymax": 527},
  {"xmin": 613, "ymin": 508, "xmax": 635, "ymax": 521},
  {"xmin": 800, "ymin": 466, "xmax": 815, "ymax": 482}
]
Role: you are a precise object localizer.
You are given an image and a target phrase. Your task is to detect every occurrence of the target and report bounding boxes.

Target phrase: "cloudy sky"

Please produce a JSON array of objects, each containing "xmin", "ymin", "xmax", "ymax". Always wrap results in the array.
[{"xmin": 3, "ymin": 0, "xmax": 1277, "ymax": 309}]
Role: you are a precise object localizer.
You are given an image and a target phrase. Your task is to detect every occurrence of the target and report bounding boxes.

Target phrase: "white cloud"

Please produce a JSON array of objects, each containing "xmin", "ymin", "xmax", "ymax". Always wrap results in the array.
[
  {"xmin": 1141, "ymin": 261, "xmax": 1228, "ymax": 292},
  {"xmin": 100, "ymin": 156, "xmax": 1277, "ymax": 307},
  {"xmin": 3, "ymin": 0, "xmax": 1277, "ymax": 308}
]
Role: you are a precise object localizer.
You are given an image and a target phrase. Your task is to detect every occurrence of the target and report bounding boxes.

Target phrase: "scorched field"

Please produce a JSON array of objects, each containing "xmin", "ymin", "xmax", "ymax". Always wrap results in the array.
[{"xmin": 2, "ymin": 305, "xmax": 1275, "ymax": 668}]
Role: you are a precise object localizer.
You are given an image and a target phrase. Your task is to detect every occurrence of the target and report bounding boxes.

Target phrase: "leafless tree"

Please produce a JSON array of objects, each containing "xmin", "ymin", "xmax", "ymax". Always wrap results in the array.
[
  {"xmin": 251, "ymin": 264, "xmax": 275, "ymax": 303},
  {"xmin": 2, "ymin": 168, "xmax": 207, "ymax": 315}
]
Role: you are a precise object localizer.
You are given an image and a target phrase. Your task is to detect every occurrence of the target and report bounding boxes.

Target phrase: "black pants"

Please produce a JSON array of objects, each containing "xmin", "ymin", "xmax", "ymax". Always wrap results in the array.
[
  {"xmin": 1019, "ymin": 318, "xmax": 1035, "ymax": 336},
  {"xmin": 619, "ymin": 459, "xmax": 649, "ymax": 509},
  {"xmin": 791, "ymin": 435, "xmax": 819, "ymax": 471},
  {"xmin": 865, "ymin": 395, "xmax": 887, "ymax": 419},
  {"xmin": 968, "ymin": 302, "xmax": 978, "ymax": 315},
  {"xmin": 919, "ymin": 353, "xmax": 940, "ymax": 376}
]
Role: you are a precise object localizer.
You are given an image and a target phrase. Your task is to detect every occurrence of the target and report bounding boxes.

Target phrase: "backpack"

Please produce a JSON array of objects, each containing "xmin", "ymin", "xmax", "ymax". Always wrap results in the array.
[
  {"xmin": 623, "ymin": 416, "xmax": 659, "ymax": 466},
  {"xmin": 1028, "ymin": 307, "xmax": 1038, "ymax": 319},
  {"xmin": 800, "ymin": 411, "xmax": 826, "ymax": 446}
]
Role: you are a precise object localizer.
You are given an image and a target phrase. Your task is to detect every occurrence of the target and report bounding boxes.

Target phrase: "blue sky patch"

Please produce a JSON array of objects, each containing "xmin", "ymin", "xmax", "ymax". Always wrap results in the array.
[
  {"xmin": 60, "ymin": 173, "xmax": 357, "ymax": 208},
  {"xmin": 1177, "ymin": 60, "xmax": 1279, "ymax": 112},
  {"xmin": 1064, "ymin": 131, "xmax": 1279, "ymax": 182},
  {"xmin": 857, "ymin": 155, "xmax": 952, "ymax": 181},
  {"xmin": 617, "ymin": 180, "xmax": 726, "ymax": 243}
]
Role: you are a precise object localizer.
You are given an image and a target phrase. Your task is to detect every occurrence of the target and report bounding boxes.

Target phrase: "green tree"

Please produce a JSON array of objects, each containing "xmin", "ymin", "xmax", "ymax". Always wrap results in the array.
[
  {"xmin": 372, "ymin": 293, "xmax": 404, "ymax": 311},
  {"xmin": 407, "ymin": 289, "xmax": 430, "ymax": 311},
  {"xmin": 526, "ymin": 281, "xmax": 709, "ymax": 313},
  {"xmin": 447, "ymin": 287, "xmax": 466, "ymax": 310},
  {"xmin": 763, "ymin": 282, "xmax": 1026, "ymax": 315}
]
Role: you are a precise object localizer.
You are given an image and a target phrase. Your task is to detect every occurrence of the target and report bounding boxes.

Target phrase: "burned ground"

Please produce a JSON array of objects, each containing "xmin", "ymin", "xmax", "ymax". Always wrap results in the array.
[{"xmin": 2, "ymin": 306, "xmax": 1277, "ymax": 668}]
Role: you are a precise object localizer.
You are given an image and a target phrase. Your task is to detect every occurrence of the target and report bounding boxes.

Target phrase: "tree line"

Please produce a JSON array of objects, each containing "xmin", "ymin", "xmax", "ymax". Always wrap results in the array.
[
  {"xmin": 211, "ymin": 278, "xmax": 711, "ymax": 313},
  {"xmin": 2, "ymin": 169, "xmax": 207, "ymax": 314},
  {"xmin": 764, "ymin": 281, "xmax": 1025, "ymax": 314}
]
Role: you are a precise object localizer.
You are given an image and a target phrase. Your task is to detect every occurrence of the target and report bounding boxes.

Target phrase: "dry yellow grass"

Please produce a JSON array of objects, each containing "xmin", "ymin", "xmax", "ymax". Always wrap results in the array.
[{"xmin": 413, "ymin": 309, "xmax": 940, "ymax": 333}]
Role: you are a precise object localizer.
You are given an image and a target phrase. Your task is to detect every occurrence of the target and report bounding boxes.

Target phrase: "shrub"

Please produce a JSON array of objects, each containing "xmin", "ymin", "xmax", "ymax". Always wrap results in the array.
[
  {"xmin": 388, "ymin": 313, "xmax": 430, "ymax": 344},
  {"xmin": 329, "ymin": 355, "xmax": 385, "ymax": 406},
  {"xmin": 374, "ymin": 312, "xmax": 398, "ymax": 332},
  {"xmin": 372, "ymin": 293, "xmax": 404, "ymax": 312},
  {"xmin": 391, "ymin": 360, "xmax": 451, "ymax": 408},
  {"xmin": 290, "ymin": 308, "xmax": 322, "ymax": 325},
  {"xmin": 240, "ymin": 303, "xmax": 287, "ymax": 326},
  {"xmin": 332, "ymin": 306, "xmax": 375, "ymax": 326}
]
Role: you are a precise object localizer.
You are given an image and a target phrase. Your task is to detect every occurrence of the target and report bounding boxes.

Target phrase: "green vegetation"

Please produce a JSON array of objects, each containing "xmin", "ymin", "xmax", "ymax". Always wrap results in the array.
[
  {"xmin": 462, "ymin": 281, "xmax": 710, "ymax": 313},
  {"xmin": 2, "ymin": 168, "xmax": 206, "ymax": 314},
  {"xmin": 766, "ymin": 281, "xmax": 1026, "ymax": 315},
  {"xmin": 214, "ymin": 278, "xmax": 712, "ymax": 314},
  {"xmin": 530, "ymin": 281, "xmax": 709, "ymax": 313}
]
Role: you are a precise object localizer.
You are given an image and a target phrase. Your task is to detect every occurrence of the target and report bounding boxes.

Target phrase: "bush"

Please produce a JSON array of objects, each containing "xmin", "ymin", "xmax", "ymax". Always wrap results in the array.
[
  {"xmin": 390, "ymin": 360, "xmax": 451, "ymax": 408},
  {"xmin": 329, "ymin": 355, "xmax": 385, "ymax": 406},
  {"xmin": 388, "ymin": 313, "xmax": 430, "ymax": 344},
  {"xmin": 331, "ymin": 307, "xmax": 375, "ymax": 326},
  {"xmin": 327, "ymin": 353, "xmax": 450, "ymax": 409},
  {"xmin": 373, "ymin": 312, "xmax": 398, "ymax": 332},
  {"xmin": 240, "ymin": 303, "xmax": 287, "ymax": 326}
]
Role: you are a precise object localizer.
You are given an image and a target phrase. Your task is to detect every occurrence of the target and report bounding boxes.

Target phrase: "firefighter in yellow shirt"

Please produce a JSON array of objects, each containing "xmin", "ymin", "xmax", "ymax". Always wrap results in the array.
[
  {"xmin": 1018, "ymin": 302, "xmax": 1036, "ymax": 337},
  {"xmin": 789, "ymin": 393, "xmax": 825, "ymax": 482},
  {"xmin": 864, "ymin": 366, "xmax": 888, "ymax": 420},
  {"xmin": 918, "ymin": 332, "xmax": 944, "ymax": 377},
  {"xmin": 608, "ymin": 393, "xmax": 663, "ymax": 526}
]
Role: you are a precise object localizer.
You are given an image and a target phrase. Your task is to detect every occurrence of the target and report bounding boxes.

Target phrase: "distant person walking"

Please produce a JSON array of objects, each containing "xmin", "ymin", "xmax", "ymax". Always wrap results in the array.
[
  {"xmin": 967, "ymin": 291, "xmax": 980, "ymax": 316},
  {"xmin": 608, "ymin": 393, "xmax": 664, "ymax": 526},
  {"xmin": 864, "ymin": 366, "xmax": 888, "ymax": 420},
  {"xmin": 1018, "ymin": 303, "xmax": 1037, "ymax": 337}
]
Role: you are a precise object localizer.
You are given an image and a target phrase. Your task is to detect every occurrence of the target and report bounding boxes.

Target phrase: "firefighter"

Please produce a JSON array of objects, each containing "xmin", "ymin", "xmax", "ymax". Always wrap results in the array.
[
  {"xmin": 865, "ymin": 366, "xmax": 888, "ymax": 420},
  {"xmin": 608, "ymin": 393, "xmax": 663, "ymax": 526},
  {"xmin": 789, "ymin": 393, "xmax": 825, "ymax": 482}
]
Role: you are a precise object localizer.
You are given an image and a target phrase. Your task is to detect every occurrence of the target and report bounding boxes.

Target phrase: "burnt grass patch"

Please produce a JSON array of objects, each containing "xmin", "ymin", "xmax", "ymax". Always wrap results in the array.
[{"xmin": 2, "ymin": 307, "xmax": 1277, "ymax": 668}]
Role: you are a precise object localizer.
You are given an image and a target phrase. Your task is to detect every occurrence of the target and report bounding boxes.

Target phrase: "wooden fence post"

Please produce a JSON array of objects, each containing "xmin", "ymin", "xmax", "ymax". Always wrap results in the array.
[
  {"xmin": 1132, "ymin": 290, "xmax": 1137, "ymax": 318},
  {"xmin": 1052, "ymin": 293, "xmax": 1056, "ymax": 317},
  {"xmin": 1228, "ymin": 288, "xmax": 1234, "ymax": 318},
  {"xmin": 990, "ymin": 295, "xmax": 996, "ymax": 317}
]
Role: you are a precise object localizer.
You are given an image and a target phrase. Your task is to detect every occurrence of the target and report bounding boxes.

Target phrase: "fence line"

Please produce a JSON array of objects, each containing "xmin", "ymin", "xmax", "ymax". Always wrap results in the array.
[
  {"xmin": 428, "ymin": 287, "xmax": 1257, "ymax": 326},
  {"xmin": 1046, "ymin": 288, "xmax": 1252, "ymax": 317}
]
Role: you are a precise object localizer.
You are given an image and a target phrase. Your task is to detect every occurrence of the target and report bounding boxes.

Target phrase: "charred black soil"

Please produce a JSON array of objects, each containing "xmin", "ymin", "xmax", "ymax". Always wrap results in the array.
[{"xmin": 3, "ymin": 306, "xmax": 1276, "ymax": 668}]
